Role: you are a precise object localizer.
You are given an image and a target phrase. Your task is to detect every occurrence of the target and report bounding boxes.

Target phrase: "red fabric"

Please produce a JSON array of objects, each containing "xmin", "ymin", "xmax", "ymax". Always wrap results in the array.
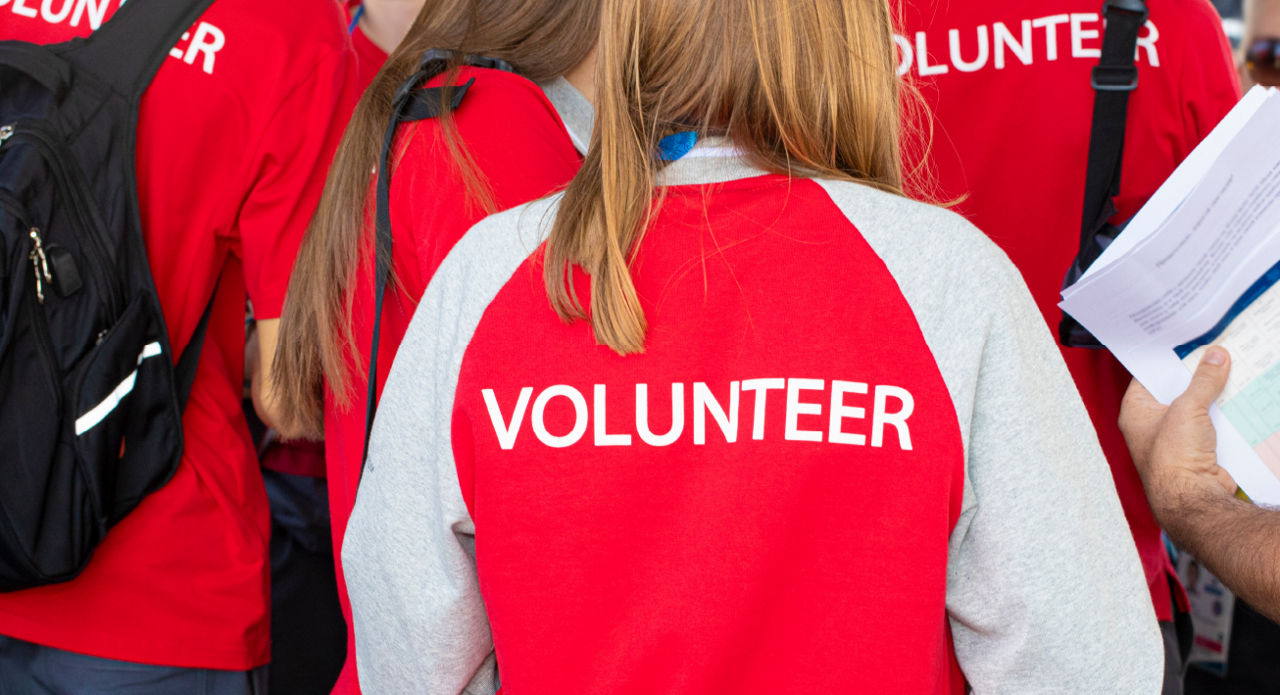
[
  {"xmin": 261, "ymin": 438, "xmax": 327, "ymax": 478},
  {"xmin": 453, "ymin": 177, "xmax": 966, "ymax": 692},
  {"xmin": 323, "ymin": 67, "xmax": 582, "ymax": 694},
  {"xmin": 350, "ymin": 15, "xmax": 388, "ymax": 91},
  {"xmin": 895, "ymin": 0, "xmax": 1241, "ymax": 621},
  {"xmin": 0, "ymin": 0, "xmax": 358, "ymax": 669},
  {"xmin": 329, "ymin": 8, "xmax": 385, "ymax": 692}
]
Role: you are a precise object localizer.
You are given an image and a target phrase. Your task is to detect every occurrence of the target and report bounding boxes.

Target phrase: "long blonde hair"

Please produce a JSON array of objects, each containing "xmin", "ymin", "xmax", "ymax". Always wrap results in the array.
[
  {"xmin": 544, "ymin": 0, "xmax": 904, "ymax": 355},
  {"xmin": 276, "ymin": 0, "xmax": 600, "ymax": 438}
]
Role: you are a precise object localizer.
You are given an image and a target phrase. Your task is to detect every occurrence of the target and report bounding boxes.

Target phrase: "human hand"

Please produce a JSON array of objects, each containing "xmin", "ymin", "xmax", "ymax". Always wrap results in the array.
[
  {"xmin": 1119, "ymin": 347, "xmax": 1237, "ymax": 526},
  {"xmin": 246, "ymin": 318, "xmax": 284, "ymax": 432}
]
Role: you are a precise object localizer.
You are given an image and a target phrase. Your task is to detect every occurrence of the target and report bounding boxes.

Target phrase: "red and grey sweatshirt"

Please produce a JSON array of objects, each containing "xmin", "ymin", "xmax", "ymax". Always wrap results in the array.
[{"xmin": 343, "ymin": 144, "xmax": 1163, "ymax": 693}]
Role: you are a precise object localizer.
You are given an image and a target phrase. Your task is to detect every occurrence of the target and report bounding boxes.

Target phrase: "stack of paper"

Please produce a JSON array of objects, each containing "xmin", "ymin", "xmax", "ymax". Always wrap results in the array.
[{"xmin": 1060, "ymin": 86, "xmax": 1280, "ymax": 504}]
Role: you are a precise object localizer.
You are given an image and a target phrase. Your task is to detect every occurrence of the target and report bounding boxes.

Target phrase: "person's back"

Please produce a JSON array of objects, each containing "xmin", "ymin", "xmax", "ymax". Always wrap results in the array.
[
  {"xmin": 320, "ymin": 63, "xmax": 591, "ymax": 695},
  {"xmin": 894, "ymin": 0, "xmax": 1241, "ymax": 670},
  {"xmin": 343, "ymin": 0, "xmax": 1164, "ymax": 691},
  {"xmin": 271, "ymin": 2, "xmax": 598, "ymax": 692},
  {"xmin": 0, "ymin": 0, "xmax": 356, "ymax": 684}
]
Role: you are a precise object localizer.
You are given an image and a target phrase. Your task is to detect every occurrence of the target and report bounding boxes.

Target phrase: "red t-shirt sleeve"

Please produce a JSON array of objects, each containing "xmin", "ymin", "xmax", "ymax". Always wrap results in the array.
[
  {"xmin": 1176, "ymin": 0, "xmax": 1243, "ymax": 148},
  {"xmin": 234, "ymin": 45, "xmax": 360, "ymax": 319}
]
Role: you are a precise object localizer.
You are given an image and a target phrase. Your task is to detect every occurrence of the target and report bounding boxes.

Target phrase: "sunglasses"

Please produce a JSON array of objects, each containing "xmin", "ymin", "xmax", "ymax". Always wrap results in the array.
[{"xmin": 1246, "ymin": 37, "xmax": 1280, "ymax": 87}]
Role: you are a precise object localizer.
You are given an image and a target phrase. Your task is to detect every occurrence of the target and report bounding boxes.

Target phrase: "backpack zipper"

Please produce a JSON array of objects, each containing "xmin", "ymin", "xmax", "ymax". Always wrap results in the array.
[
  {"xmin": 0, "ymin": 192, "xmax": 54, "ymax": 305},
  {"xmin": 1, "ymin": 194, "xmax": 60, "ymax": 398},
  {"xmin": 27, "ymin": 228, "xmax": 51, "ymax": 304},
  {"xmin": 0, "ymin": 121, "xmax": 123, "ymax": 318}
]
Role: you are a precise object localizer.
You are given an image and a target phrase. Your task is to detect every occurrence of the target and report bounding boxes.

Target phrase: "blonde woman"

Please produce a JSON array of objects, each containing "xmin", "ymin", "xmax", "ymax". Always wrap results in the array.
[{"xmin": 345, "ymin": 0, "xmax": 1163, "ymax": 691}]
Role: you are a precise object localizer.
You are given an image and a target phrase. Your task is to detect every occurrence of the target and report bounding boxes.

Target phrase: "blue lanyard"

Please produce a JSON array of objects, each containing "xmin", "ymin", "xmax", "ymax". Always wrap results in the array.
[
  {"xmin": 348, "ymin": 4, "xmax": 364, "ymax": 35},
  {"xmin": 657, "ymin": 131, "xmax": 697, "ymax": 161}
]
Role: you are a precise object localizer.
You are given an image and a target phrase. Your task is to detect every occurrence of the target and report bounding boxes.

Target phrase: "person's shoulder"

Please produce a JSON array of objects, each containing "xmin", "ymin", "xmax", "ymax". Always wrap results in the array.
[
  {"xmin": 195, "ymin": 0, "xmax": 351, "ymax": 79},
  {"xmin": 448, "ymin": 66, "xmax": 559, "ymax": 123},
  {"xmin": 814, "ymin": 178, "xmax": 1012, "ymax": 275},
  {"xmin": 461, "ymin": 192, "xmax": 565, "ymax": 250},
  {"xmin": 1147, "ymin": 0, "xmax": 1232, "ymax": 43},
  {"xmin": 209, "ymin": 0, "xmax": 349, "ymax": 47},
  {"xmin": 399, "ymin": 193, "xmax": 563, "ymax": 352},
  {"xmin": 812, "ymin": 177, "xmax": 1034, "ymax": 332},
  {"xmin": 1150, "ymin": 0, "xmax": 1228, "ymax": 25},
  {"xmin": 394, "ymin": 68, "xmax": 569, "ymax": 177},
  {"xmin": 430, "ymin": 193, "xmax": 562, "ymax": 287}
]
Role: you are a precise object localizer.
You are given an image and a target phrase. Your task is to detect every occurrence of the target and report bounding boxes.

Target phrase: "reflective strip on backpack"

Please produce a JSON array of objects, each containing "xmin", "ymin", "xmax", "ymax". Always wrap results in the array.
[{"xmin": 74, "ymin": 342, "xmax": 163, "ymax": 436}]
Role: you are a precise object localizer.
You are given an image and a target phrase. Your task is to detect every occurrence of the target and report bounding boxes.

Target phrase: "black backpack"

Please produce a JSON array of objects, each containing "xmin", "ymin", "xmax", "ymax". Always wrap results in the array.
[{"xmin": 0, "ymin": 0, "xmax": 218, "ymax": 590}]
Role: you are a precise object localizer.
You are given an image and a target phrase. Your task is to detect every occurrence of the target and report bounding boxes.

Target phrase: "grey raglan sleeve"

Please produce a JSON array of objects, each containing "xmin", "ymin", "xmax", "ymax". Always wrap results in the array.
[
  {"xmin": 944, "ymin": 258, "xmax": 1164, "ymax": 694},
  {"xmin": 339, "ymin": 198, "xmax": 557, "ymax": 694},
  {"xmin": 811, "ymin": 180, "xmax": 1163, "ymax": 692},
  {"xmin": 339, "ymin": 291, "xmax": 497, "ymax": 694}
]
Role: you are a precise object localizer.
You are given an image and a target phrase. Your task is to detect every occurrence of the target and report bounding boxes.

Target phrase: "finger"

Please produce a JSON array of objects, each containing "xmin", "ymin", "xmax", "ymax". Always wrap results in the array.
[
  {"xmin": 1119, "ymin": 378, "xmax": 1164, "ymax": 443},
  {"xmin": 1177, "ymin": 347, "xmax": 1230, "ymax": 410}
]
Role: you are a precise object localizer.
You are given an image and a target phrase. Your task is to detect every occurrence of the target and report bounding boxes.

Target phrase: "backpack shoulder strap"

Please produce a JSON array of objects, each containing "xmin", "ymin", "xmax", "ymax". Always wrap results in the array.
[
  {"xmin": 1059, "ymin": 0, "xmax": 1148, "ymax": 347},
  {"xmin": 361, "ymin": 51, "xmax": 513, "ymax": 470},
  {"xmin": 174, "ymin": 284, "xmax": 217, "ymax": 410},
  {"xmin": 60, "ymin": 0, "xmax": 219, "ymax": 99},
  {"xmin": 1078, "ymin": 0, "xmax": 1148, "ymax": 256}
]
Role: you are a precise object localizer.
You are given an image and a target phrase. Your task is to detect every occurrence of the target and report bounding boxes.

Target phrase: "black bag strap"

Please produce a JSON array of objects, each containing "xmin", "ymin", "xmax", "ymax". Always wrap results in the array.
[
  {"xmin": 61, "ymin": 0, "xmax": 219, "ymax": 99},
  {"xmin": 1079, "ymin": 0, "xmax": 1148, "ymax": 249},
  {"xmin": 174, "ymin": 285, "xmax": 217, "ymax": 409},
  {"xmin": 362, "ymin": 51, "xmax": 514, "ymax": 468},
  {"xmin": 1059, "ymin": 0, "xmax": 1148, "ymax": 347}
]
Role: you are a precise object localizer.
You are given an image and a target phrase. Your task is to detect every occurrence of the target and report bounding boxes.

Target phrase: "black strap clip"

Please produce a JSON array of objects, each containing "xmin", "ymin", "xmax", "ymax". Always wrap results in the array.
[
  {"xmin": 1101, "ymin": 0, "xmax": 1150, "ymax": 19},
  {"xmin": 1091, "ymin": 65, "xmax": 1139, "ymax": 91},
  {"xmin": 392, "ymin": 49, "xmax": 458, "ymax": 109},
  {"xmin": 464, "ymin": 55, "xmax": 515, "ymax": 72},
  {"xmin": 1090, "ymin": 0, "xmax": 1149, "ymax": 91}
]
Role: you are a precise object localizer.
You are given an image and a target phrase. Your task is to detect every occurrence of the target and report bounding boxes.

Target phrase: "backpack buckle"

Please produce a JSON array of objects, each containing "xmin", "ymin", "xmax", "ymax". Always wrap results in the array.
[
  {"xmin": 464, "ymin": 55, "xmax": 515, "ymax": 73},
  {"xmin": 1091, "ymin": 0, "xmax": 1148, "ymax": 92},
  {"xmin": 1091, "ymin": 65, "xmax": 1139, "ymax": 91}
]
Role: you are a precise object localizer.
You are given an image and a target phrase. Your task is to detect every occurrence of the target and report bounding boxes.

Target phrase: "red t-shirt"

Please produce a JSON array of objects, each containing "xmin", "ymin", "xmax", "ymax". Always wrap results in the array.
[
  {"xmin": 895, "ymin": 0, "xmax": 1241, "ymax": 621},
  {"xmin": 323, "ymin": 67, "xmax": 583, "ymax": 693},
  {"xmin": 0, "ymin": 0, "xmax": 358, "ymax": 669}
]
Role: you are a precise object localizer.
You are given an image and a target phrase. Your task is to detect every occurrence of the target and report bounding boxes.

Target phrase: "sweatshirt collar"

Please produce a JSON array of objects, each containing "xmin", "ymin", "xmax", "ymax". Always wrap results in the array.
[
  {"xmin": 539, "ymin": 77, "xmax": 594, "ymax": 156},
  {"xmin": 657, "ymin": 137, "xmax": 769, "ymax": 187}
]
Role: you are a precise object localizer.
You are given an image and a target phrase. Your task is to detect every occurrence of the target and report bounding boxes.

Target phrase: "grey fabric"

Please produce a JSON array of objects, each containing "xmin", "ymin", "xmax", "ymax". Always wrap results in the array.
[
  {"xmin": 343, "ymin": 198, "xmax": 562, "ymax": 695},
  {"xmin": 0, "ymin": 635, "xmax": 267, "ymax": 695},
  {"xmin": 344, "ymin": 143, "xmax": 1163, "ymax": 693},
  {"xmin": 814, "ymin": 177, "xmax": 1164, "ymax": 694},
  {"xmin": 538, "ymin": 77, "xmax": 593, "ymax": 155}
]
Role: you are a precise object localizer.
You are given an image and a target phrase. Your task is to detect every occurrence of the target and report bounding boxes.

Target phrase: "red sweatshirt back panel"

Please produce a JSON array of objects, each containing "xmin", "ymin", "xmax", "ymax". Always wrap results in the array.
[{"xmin": 453, "ymin": 176, "xmax": 966, "ymax": 693}]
